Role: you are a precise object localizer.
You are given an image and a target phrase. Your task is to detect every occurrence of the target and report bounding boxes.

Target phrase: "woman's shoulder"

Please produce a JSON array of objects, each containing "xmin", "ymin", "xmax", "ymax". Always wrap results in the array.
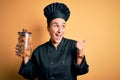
[
  {"xmin": 35, "ymin": 41, "xmax": 49, "ymax": 50},
  {"xmin": 32, "ymin": 41, "xmax": 49, "ymax": 54},
  {"xmin": 63, "ymin": 37, "xmax": 77, "ymax": 43}
]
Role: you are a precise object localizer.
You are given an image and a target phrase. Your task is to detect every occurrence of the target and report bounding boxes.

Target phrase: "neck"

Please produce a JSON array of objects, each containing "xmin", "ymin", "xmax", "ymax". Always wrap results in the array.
[
  {"xmin": 51, "ymin": 41, "xmax": 60, "ymax": 48},
  {"xmin": 50, "ymin": 38, "xmax": 62, "ymax": 48}
]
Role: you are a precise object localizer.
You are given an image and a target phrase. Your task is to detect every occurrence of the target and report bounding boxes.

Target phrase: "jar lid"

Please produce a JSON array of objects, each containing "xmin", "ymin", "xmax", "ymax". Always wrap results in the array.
[{"xmin": 18, "ymin": 29, "xmax": 32, "ymax": 36}]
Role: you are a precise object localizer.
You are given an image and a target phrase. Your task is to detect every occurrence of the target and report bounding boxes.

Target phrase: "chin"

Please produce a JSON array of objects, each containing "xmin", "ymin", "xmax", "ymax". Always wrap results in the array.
[
  {"xmin": 53, "ymin": 40, "xmax": 60, "ymax": 43},
  {"xmin": 54, "ymin": 38, "xmax": 62, "ymax": 43}
]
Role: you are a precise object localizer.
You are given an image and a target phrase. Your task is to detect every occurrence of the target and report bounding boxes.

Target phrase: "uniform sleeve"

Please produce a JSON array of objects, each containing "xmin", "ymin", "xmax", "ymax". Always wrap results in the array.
[
  {"xmin": 71, "ymin": 41, "xmax": 89, "ymax": 76},
  {"xmin": 18, "ymin": 53, "xmax": 38, "ymax": 80},
  {"xmin": 72, "ymin": 56, "xmax": 89, "ymax": 76}
]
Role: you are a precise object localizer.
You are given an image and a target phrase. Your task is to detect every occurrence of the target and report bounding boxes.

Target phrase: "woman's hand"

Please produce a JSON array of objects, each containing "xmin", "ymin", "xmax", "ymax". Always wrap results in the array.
[
  {"xmin": 15, "ymin": 44, "xmax": 31, "ymax": 64},
  {"xmin": 76, "ymin": 40, "xmax": 85, "ymax": 64}
]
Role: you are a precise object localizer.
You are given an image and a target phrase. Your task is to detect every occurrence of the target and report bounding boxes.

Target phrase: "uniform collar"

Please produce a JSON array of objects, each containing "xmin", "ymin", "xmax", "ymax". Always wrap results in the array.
[{"xmin": 47, "ymin": 37, "xmax": 65, "ymax": 50}]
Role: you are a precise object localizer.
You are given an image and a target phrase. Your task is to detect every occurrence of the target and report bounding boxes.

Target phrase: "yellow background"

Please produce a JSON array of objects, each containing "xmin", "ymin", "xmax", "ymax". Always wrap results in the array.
[{"xmin": 0, "ymin": 0, "xmax": 120, "ymax": 80}]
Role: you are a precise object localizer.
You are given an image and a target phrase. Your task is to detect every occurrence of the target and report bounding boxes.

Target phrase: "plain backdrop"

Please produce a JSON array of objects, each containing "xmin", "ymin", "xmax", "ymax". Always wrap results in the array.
[{"xmin": 0, "ymin": 0, "xmax": 120, "ymax": 80}]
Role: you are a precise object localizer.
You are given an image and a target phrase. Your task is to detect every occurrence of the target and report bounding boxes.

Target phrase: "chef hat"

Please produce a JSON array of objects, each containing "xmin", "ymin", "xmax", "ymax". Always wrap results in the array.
[{"xmin": 44, "ymin": 2, "xmax": 70, "ymax": 26}]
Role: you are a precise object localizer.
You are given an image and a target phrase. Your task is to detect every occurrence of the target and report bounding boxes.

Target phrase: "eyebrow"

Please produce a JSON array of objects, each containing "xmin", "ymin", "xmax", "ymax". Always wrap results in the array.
[{"xmin": 52, "ymin": 22, "xmax": 66, "ymax": 25}]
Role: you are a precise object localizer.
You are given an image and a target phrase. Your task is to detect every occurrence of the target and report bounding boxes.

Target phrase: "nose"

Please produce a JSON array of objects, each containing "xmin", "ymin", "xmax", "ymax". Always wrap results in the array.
[
  {"xmin": 58, "ymin": 26, "xmax": 64, "ymax": 33},
  {"xmin": 58, "ymin": 27, "xmax": 61, "ymax": 33}
]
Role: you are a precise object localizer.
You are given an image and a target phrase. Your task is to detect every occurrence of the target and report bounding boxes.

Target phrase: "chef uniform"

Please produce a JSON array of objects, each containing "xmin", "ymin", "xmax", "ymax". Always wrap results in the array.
[{"xmin": 18, "ymin": 2, "xmax": 89, "ymax": 80}]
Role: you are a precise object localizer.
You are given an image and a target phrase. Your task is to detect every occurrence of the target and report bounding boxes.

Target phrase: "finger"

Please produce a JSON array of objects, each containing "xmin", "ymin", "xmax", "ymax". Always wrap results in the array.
[
  {"xmin": 17, "ymin": 53, "xmax": 26, "ymax": 58},
  {"xmin": 77, "ymin": 41, "xmax": 84, "ymax": 47},
  {"xmin": 30, "ymin": 44, "xmax": 32, "ymax": 48},
  {"xmin": 77, "ymin": 41, "xmax": 85, "ymax": 51},
  {"xmin": 16, "ymin": 44, "xmax": 18, "ymax": 47},
  {"xmin": 15, "ymin": 44, "xmax": 19, "ymax": 48},
  {"xmin": 22, "ymin": 29, "xmax": 27, "ymax": 32},
  {"xmin": 15, "ymin": 50, "xmax": 19, "ymax": 53},
  {"xmin": 82, "ymin": 40, "xmax": 86, "ymax": 43},
  {"xmin": 19, "ymin": 54, "xmax": 24, "ymax": 57},
  {"xmin": 24, "ymin": 50, "xmax": 30, "ymax": 56},
  {"xmin": 16, "ymin": 53, "xmax": 22, "ymax": 57}
]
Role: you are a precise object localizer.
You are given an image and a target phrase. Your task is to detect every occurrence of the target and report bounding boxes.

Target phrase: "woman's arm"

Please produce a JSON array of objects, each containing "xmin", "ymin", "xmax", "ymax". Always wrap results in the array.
[
  {"xmin": 18, "ymin": 52, "xmax": 38, "ymax": 80},
  {"xmin": 72, "ymin": 40, "xmax": 89, "ymax": 76}
]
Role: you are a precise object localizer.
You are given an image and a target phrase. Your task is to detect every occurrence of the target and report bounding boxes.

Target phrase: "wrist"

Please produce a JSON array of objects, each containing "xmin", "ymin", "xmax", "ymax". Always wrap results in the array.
[
  {"xmin": 23, "ymin": 56, "xmax": 30, "ymax": 64},
  {"xmin": 77, "ymin": 55, "xmax": 84, "ymax": 59},
  {"xmin": 77, "ymin": 51, "xmax": 84, "ymax": 59}
]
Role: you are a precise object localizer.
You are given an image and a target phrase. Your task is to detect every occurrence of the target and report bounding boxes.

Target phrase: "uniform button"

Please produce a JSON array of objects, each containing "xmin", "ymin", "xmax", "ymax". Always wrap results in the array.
[
  {"xmin": 62, "ymin": 61, "xmax": 64, "ymax": 64},
  {"xmin": 51, "ymin": 62, "xmax": 53, "ymax": 64},
  {"xmin": 51, "ymin": 77, "xmax": 55, "ymax": 80}
]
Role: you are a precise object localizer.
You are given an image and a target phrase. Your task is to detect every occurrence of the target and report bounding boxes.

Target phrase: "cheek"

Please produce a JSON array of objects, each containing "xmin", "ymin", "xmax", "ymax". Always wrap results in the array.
[
  {"xmin": 53, "ymin": 27, "xmax": 58, "ymax": 32},
  {"xmin": 48, "ymin": 29, "xmax": 56, "ymax": 35},
  {"xmin": 61, "ymin": 29, "xmax": 65, "ymax": 34}
]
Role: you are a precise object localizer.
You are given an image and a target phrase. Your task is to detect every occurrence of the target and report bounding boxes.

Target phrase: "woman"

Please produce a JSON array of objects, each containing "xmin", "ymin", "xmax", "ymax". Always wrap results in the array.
[{"xmin": 16, "ymin": 2, "xmax": 89, "ymax": 80}]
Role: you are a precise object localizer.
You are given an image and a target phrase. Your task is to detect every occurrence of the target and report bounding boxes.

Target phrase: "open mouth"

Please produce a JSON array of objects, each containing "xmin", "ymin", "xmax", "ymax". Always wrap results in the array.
[{"xmin": 55, "ymin": 34, "xmax": 61, "ymax": 39}]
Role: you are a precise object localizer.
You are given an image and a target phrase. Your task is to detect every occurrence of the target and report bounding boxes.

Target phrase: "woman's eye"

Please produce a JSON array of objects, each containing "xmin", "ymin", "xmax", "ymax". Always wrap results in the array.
[
  {"xmin": 63, "ymin": 25, "xmax": 65, "ymax": 28},
  {"xmin": 62, "ymin": 25, "xmax": 65, "ymax": 29},
  {"xmin": 53, "ymin": 24, "xmax": 65, "ymax": 29},
  {"xmin": 54, "ymin": 25, "xmax": 58, "ymax": 28}
]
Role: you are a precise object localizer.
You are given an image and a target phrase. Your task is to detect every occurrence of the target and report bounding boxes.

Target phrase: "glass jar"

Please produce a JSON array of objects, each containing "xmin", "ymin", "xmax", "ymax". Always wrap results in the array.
[{"xmin": 17, "ymin": 29, "xmax": 32, "ymax": 56}]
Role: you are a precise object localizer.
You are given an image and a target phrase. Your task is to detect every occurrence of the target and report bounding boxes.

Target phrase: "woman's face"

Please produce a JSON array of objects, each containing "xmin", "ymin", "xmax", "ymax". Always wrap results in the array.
[{"xmin": 48, "ymin": 18, "xmax": 66, "ymax": 44}]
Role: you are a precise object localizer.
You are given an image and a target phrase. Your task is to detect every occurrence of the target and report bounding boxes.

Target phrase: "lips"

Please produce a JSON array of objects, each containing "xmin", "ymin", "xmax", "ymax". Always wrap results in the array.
[{"xmin": 55, "ymin": 33, "xmax": 62, "ymax": 40}]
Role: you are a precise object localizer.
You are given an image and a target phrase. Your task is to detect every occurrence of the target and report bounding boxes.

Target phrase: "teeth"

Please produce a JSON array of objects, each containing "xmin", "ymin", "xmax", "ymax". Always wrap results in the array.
[
  {"xmin": 56, "ymin": 34, "xmax": 60, "ymax": 37},
  {"xmin": 56, "ymin": 34, "xmax": 58, "ymax": 36}
]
